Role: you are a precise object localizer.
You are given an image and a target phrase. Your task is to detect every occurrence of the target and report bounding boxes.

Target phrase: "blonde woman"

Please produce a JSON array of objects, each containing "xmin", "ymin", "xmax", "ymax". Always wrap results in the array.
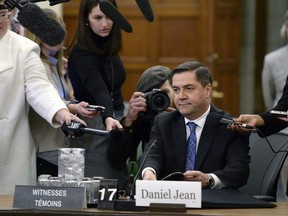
[{"xmin": 25, "ymin": 8, "xmax": 98, "ymax": 177}]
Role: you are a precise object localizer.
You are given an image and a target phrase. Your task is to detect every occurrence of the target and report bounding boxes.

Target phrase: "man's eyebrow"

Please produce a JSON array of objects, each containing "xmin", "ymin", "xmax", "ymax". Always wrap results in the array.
[{"xmin": 172, "ymin": 84, "xmax": 193, "ymax": 88}]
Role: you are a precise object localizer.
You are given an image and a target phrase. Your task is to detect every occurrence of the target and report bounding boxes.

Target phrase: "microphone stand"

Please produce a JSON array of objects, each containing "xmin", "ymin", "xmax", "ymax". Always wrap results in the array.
[
  {"xmin": 129, "ymin": 140, "xmax": 156, "ymax": 199},
  {"xmin": 114, "ymin": 140, "xmax": 157, "ymax": 211}
]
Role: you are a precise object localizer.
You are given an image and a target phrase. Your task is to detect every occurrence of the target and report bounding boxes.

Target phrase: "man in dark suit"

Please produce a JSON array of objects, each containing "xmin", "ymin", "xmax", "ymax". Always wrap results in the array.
[{"xmin": 140, "ymin": 61, "xmax": 250, "ymax": 189}]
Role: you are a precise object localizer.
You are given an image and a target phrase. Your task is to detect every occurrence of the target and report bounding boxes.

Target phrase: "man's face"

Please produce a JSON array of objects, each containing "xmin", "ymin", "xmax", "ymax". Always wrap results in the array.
[
  {"xmin": 172, "ymin": 71, "xmax": 212, "ymax": 119},
  {"xmin": 0, "ymin": 6, "xmax": 10, "ymax": 39}
]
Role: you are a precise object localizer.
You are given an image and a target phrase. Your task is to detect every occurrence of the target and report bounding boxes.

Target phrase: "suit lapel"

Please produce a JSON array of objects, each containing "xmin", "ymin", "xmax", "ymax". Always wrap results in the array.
[
  {"xmin": 194, "ymin": 107, "xmax": 223, "ymax": 169},
  {"xmin": 171, "ymin": 112, "xmax": 187, "ymax": 170}
]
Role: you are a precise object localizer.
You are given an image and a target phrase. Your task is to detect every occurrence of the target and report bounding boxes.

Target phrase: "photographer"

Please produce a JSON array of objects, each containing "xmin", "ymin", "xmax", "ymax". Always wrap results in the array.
[{"xmin": 107, "ymin": 65, "xmax": 174, "ymax": 172}]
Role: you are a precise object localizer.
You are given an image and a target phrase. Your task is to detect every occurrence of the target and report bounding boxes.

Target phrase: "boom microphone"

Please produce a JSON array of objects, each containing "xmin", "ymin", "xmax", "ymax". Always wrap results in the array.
[
  {"xmin": 97, "ymin": 0, "xmax": 132, "ymax": 33},
  {"xmin": 45, "ymin": 0, "xmax": 70, "ymax": 6},
  {"xmin": 109, "ymin": 127, "xmax": 124, "ymax": 140},
  {"xmin": 17, "ymin": 3, "xmax": 66, "ymax": 46},
  {"xmin": 3, "ymin": 0, "xmax": 23, "ymax": 10},
  {"xmin": 21, "ymin": 0, "xmax": 70, "ymax": 6},
  {"xmin": 4, "ymin": 0, "xmax": 66, "ymax": 46},
  {"xmin": 135, "ymin": 0, "xmax": 154, "ymax": 22}
]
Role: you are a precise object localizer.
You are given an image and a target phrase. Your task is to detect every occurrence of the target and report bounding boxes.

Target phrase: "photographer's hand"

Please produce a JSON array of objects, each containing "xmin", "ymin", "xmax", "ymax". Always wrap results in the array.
[
  {"xmin": 166, "ymin": 107, "xmax": 176, "ymax": 112},
  {"xmin": 122, "ymin": 92, "xmax": 146, "ymax": 127}
]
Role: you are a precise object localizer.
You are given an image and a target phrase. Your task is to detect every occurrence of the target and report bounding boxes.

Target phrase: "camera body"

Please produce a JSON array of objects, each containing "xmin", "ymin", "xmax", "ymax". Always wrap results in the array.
[
  {"xmin": 86, "ymin": 105, "xmax": 105, "ymax": 112},
  {"xmin": 141, "ymin": 89, "xmax": 170, "ymax": 119}
]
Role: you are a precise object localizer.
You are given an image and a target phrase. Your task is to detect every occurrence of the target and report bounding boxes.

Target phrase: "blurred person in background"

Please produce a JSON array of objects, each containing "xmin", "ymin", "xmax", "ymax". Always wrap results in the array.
[{"xmin": 262, "ymin": 11, "xmax": 288, "ymax": 110}]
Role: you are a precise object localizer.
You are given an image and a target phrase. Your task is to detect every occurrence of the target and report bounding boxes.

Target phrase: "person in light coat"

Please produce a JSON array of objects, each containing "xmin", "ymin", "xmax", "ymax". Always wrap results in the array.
[
  {"xmin": 0, "ymin": 2, "xmax": 84, "ymax": 195},
  {"xmin": 262, "ymin": 11, "xmax": 288, "ymax": 109}
]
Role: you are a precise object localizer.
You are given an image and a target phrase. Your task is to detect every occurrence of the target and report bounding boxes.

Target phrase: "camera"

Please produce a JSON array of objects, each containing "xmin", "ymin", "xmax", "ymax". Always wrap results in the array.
[
  {"xmin": 86, "ymin": 105, "xmax": 105, "ymax": 112},
  {"xmin": 141, "ymin": 89, "xmax": 170, "ymax": 119}
]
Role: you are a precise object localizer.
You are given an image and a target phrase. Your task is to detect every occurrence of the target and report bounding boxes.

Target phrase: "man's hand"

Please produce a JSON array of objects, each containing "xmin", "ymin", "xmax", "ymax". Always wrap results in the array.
[
  {"xmin": 183, "ymin": 170, "xmax": 210, "ymax": 188},
  {"xmin": 143, "ymin": 169, "xmax": 157, "ymax": 180}
]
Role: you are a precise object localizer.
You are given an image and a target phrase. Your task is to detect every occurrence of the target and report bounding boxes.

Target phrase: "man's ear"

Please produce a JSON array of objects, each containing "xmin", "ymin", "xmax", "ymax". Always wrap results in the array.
[{"xmin": 205, "ymin": 83, "xmax": 213, "ymax": 98}]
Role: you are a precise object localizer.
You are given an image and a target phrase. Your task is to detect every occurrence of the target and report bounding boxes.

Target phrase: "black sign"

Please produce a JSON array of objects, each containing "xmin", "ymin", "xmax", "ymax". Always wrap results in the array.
[
  {"xmin": 97, "ymin": 179, "xmax": 118, "ymax": 210},
  {"xmin": 13, "ymin": 185, "xmax": 86, "ymax": 210}
]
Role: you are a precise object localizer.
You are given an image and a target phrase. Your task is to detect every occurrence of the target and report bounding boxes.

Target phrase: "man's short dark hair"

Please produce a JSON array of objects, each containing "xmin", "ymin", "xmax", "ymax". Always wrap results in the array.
[{"xmin": 171, "ymin": 61, "xmax": 213, "ymax": 87}]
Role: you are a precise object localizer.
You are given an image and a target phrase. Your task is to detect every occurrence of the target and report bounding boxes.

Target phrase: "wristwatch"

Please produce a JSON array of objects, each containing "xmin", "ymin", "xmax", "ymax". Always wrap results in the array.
[{"xmin": 207, "ymin": 174, "xmax": 215, "ymax": 188}]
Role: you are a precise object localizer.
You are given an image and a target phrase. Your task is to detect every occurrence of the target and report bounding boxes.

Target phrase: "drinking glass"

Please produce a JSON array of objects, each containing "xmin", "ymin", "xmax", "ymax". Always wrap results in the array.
[
  {"xmin": 92, "ymin": 176, "xmax": 104, "ymax": 203},
  {"xmin": 58, "ymin": 148, "xmax": 85, "ymax": 185},
  {"xmin": 80, "ymin": 177, "xmax": 94, "ymax": 204}
]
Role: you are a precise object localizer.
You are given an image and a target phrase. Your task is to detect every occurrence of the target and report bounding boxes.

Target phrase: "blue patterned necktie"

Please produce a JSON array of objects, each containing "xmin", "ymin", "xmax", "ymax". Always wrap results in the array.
[{"xmin": 186, "ymin": 122, "xmax": 197, "ymax": 171}]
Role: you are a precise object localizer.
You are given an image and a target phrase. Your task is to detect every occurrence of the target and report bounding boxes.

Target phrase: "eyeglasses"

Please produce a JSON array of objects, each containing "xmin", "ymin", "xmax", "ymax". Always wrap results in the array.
[{"xmin": 0, "ymin": 12, "xmax": 12, "ymax": 22}]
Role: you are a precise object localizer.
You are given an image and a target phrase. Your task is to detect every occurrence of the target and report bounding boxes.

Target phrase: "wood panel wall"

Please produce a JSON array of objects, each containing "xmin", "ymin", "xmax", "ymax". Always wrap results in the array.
[{"xmin": 63, "ymin": 0, "xmax": 241, "ymax": 115}]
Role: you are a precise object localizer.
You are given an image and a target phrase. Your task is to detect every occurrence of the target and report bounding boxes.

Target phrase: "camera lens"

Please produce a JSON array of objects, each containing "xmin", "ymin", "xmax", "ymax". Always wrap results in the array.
[{"xmin": 150, "ymin": 91, "xmax": 170, "ymax": 112}]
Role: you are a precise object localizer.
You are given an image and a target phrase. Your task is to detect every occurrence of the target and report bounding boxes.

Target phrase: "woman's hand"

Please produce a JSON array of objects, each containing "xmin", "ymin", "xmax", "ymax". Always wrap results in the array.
[
  {"xmin": 68, "ymin": 101, "xmax": 100, "ymax": 118},
  {"xmin": 105, "ymin": 117, "xmax": 123, "ymax": 131},
  {"xmin": 53, "ymin": 108, "xmax": 86, "ymax": 126},
  {"xmin": 227, "ymin": 114, "xmax": 264, "ymax": 133}
]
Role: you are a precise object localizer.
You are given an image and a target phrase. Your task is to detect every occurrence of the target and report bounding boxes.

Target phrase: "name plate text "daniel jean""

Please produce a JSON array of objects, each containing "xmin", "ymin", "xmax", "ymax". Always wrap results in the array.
[{"xmin": 135, "ymin": 180, "xmax": 201, "ymax": 208}]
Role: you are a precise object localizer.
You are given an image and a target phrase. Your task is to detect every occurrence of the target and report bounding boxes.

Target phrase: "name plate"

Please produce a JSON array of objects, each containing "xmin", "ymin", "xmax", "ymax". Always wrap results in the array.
[
  {"xmin": 97, "ymin": 179, "xmax": 118, "ymax": 210},
  {"xmin": 135, "ymin": 180, "xmax": 201, "ymax": 208},
  {"xmin": 13, "ymin": 185, "xmax": 86, "ymax": 210}
]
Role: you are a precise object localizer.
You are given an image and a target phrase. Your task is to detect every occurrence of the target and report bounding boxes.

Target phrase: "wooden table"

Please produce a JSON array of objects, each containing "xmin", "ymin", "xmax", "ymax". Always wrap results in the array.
[{"xmin": 1, "ymin": 195, "xmax": 287, "ymax": 216}]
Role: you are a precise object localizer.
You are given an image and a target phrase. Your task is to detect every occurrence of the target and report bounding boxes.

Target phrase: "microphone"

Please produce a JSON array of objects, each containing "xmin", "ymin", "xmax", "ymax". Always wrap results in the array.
[
  {"xmin": 114, "ymin": 140, "xmax": 157, "ymax": 211},
  {"xmin": 109, "ymin": 127, "xmax": 124, "ymax": 140},
  {"xmin": 46, "ymin": 0, "xmax": 70, "ymax": 6},
  {"xmin": 135, "ymin": 0, "xmax": 154, "ymax": 22},
  {"xmin": 21, "ymin": 0, "xmax": 70, "ymax": 6},
  {"xmin": 130, "ymin": 139, "xmax": 157, "ymax": 199},
  {"xmin": 96, "ymin": 0, "xmax": 133, "ymax": 33},
  {"xmin": 61, "ymin": 121, "xmax": 109, "ymax": 137},
  {"xmin": 3, "ymin": 0, "xmax": 23, "ymax": 10},
  {"xmin": 18, "ymin": 3, "xmax": 66, "ymax": 46},
  {"xmin": 219, "ymin": 117, "xmax": 254, "ymax": 129},
  {"xmin": 4, "ymin": 0, "xmax": 66, "ymax": 46}
]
